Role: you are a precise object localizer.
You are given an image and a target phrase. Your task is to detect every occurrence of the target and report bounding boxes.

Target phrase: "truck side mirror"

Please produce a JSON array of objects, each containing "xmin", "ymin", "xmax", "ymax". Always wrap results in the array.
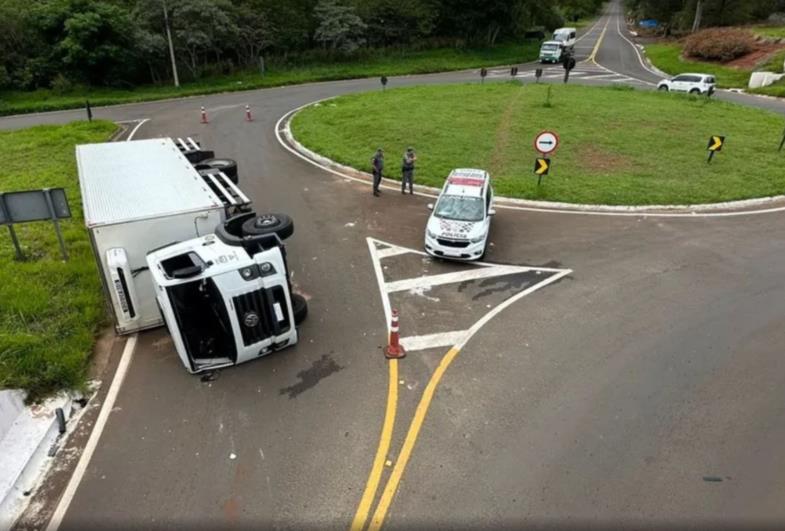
[{"xmin": 488, "ymin": 209, "xmax": 497, "ymax": 216}]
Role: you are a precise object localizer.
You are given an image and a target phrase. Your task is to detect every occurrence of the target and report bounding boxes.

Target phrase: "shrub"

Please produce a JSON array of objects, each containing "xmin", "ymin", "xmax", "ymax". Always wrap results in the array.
[{"xmin": 684, "ymin": 28, "xmax": 755, "ymax": 62}]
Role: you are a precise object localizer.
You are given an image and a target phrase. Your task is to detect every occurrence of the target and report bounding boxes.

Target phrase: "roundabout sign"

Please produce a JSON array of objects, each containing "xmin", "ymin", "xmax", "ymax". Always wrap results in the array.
[{"xmin": 534, "ymin": 130, "xmax": 559, "ymax": 155}]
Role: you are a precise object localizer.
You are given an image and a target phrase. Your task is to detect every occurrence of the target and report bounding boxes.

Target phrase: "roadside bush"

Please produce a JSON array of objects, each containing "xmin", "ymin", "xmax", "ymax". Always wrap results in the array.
[{"xmin": 684, "ymin": 28, "xmax": 755, "ymax": 62}]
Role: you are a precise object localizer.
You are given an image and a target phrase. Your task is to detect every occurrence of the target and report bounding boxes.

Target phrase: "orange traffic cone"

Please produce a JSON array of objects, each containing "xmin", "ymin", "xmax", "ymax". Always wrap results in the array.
[{"xmin": 384, "ymin": 309, "xmax": 406, "ymax": 359}]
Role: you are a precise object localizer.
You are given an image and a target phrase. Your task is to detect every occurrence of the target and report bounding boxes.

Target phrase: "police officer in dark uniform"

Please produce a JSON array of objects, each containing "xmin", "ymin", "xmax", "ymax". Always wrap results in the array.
[
  {"xmin": 401, "ymin": 147, "xmax": 416, "ymax": 194},
  {"xmin": 371, "ymin": 148, "xmax": 384, "ymax": 196}
]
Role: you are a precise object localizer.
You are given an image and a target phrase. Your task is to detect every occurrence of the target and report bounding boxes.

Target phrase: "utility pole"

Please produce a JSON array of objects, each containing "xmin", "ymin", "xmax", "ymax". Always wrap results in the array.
[
  {"xmin": 163, "ymin": 0, "xmax": 180, "ymax": 87},
  {"xmin": 692, "ymin": 0, "xmax": 703, "ymax": 33}
]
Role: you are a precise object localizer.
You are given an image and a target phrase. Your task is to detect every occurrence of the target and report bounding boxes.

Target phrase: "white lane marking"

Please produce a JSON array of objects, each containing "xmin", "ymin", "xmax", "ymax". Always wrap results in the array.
[
  {"xmin": 126, "ymin": 118, "xmax": 149, "ymax": 141},
  {"xmin": 367, "ymin": 239, "xmax": 392, "ymax": 329},
  {"xmin": 400, "ymin": 331, "xmax": 468, "ymax": 351},
  {"xmin": 367, "ymin": 238, "xmax": 572, "ymax": 354},
  {"xmin": 456, "ymin": 269, "xmax": 572, "ymax": 350},
  {"xmin": 615, "ymin": 14, "xmax": 663, "ymax": 78},
  {"xmin": 274, "ymin": 92, "xmax": 785, "ymax": 218},
  {"xmin": 385, "ymin": 265, "xmax": 544, "ymax": 293},
  {"xmin": 46, "ymin": 334, "xmax": 138, "ymax": 531},
  {"xmin": 377, "ymin": 246, "xmax": 411, "ymax": 259}
]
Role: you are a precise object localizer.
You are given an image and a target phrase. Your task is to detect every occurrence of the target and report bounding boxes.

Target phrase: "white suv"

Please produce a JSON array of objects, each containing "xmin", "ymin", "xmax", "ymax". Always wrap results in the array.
[
  {"xmin": 424, "ymin": 169, "xmax": 495, "ymax": 261},
  {"xmin": 657, "ymin": 73, "xmax": 716, "ymax": 95}
]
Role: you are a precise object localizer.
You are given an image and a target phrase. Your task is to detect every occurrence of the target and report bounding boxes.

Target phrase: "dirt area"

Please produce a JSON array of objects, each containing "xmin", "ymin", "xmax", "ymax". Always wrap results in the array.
[
  {"xmin": 726, "ymin": 42, "xmax": 785, "ymax": 69},
  {"xmin": 579, "ymin": 146, "xmax": 633, "ymax": 173}
]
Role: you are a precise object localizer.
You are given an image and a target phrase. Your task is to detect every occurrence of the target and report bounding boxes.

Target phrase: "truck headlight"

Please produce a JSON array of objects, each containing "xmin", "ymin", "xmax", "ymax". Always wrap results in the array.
[
  {"xmin": 259, "ymin": 262, "xmax": 275, "ymax": 276},
  {"xmin": 240, "ymin": 266, "xmax": 257, "ymax": 280}
]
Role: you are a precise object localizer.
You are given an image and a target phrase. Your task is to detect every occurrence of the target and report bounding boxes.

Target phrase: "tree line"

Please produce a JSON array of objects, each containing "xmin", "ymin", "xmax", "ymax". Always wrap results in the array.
[
  {"xmin": 0, "ymin": 0, "xmax": 604, "ymax": 90},
  {"xmin": 626, "ymin": 0, "xmax": 785, "ymax": 33}
]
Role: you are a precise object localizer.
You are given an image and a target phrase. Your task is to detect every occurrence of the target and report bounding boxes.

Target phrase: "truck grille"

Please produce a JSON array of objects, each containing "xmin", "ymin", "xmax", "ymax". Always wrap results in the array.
[
  {"xmin": 233, "ymin": 287, "xmax": 291, "ymax": 346},
  {"xmin": 437, "ymin": 238, "xmax": 470, "ymax": 248}
]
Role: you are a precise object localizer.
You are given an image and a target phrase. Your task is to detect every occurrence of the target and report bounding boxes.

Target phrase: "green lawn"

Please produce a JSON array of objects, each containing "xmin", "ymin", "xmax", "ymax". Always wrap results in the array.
[
  {"xmin": 0, "ymin": 121, "xmax": 115, "ymax": 400},
  {"xmin": 291, "ymin": 83, "xmax": 785, "ymax": 205},
  {"xmin": 753, "ymin": 26, "xmax": 785, "ymax": 39},
  {"xmin": 0, "ymin": 43, "xmax": 540, "ymax": 117},
  {"xmin": 645, "ymin": 43, "xmax": 752, "ymax": 88},
  {"xmin": 754, "ymin": 77, "xmax": 785, "ymax": 97}
]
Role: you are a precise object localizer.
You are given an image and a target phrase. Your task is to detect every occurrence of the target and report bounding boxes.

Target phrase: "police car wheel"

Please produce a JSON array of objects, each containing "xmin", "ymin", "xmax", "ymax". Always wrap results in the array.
[
  {"xmin": 658, "ymin": 85, "xmax": 668, "ymax": 91},
  {"xmin": 292, "ymin": 293, "xmax": 308, "ymax": 325},
  {"xmin": 241, "ymin": 213, "xmax": 294, "ymax": 240}
]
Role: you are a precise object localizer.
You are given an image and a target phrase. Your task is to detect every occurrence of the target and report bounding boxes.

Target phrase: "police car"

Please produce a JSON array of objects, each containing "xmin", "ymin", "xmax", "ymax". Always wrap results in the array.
[{"xmin": 424, "ymin": 169, "xmax": 495, "ymax": 261}]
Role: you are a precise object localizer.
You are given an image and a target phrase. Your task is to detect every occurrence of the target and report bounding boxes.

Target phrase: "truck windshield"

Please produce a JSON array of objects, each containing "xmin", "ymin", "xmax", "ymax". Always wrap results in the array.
[
  {"xmin": 434, "ymin": 195, "xmax": 484, "ymax": 222},
  {"xmin": 542, "ymin": 44, "xmax": 559, "ymax": 51}
]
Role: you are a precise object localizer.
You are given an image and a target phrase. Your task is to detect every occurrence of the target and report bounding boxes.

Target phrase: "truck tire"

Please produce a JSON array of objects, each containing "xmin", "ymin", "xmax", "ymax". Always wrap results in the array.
[
  {"xmin": 241, "ymin": 214, "xmax": 294, "ymax": 241},
  {"xmin": 292, "ymin": 293, "xmax": 308, "ymax": 325},
  {"xmin": 195, "ymin": 158, "xmax": 238, "ymax": 182}
]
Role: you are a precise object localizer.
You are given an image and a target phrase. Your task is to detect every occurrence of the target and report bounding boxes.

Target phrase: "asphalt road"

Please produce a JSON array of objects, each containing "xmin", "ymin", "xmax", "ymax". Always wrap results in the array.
[{"xmin": 6, "ymin": 1, "xmax": 785, "ymax": 529}]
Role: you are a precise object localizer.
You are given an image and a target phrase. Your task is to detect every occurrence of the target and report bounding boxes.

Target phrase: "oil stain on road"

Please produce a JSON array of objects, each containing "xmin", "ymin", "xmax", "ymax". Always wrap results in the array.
[{"xmin": 279, "ymin": 353, "xmax": 344, "ymax": 399}]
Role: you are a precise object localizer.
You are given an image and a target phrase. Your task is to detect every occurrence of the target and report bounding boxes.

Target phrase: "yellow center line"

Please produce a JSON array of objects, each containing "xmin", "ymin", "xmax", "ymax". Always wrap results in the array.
[
  {"xmin": 586, "ymin": 19, "xmax": 609, "ymax": 64},
  {"xmin": 350, "ymin": 358, "xmax": 399, "ymax": 531},
  {"xmin": 368, "ymin": 346, "xmax": 462, "ymax": 531}
]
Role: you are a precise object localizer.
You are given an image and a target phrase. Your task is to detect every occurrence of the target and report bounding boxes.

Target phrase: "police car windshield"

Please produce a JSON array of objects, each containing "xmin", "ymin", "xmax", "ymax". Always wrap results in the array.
[{"xmin": 434, "ymin": 195, "xmax": 484, "ymax": 222}]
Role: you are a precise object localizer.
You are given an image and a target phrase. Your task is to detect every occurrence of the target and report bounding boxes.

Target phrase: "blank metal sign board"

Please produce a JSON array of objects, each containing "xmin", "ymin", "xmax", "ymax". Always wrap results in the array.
[{"xmin": 0, "ymin": 188, "xmax": 71, "ymax": 225}]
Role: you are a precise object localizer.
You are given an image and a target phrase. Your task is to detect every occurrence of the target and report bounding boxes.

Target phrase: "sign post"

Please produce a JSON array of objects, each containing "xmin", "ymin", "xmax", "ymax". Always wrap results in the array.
[
  {"xmin": 0, "ymin": 194, "xmax": 23, "ymax": 259},
  {"xmin": 43, "ymin": 188, "xmax": 68, "ymax": 260},
  {"xmin": 86, "ymin": 100, "xmax": 93, "ymax": 122},
  {"xmin": 535, "ymin": 68, "xmax": 543, "ymax": 83},
  {"xmin": 0, "ymin": 188, "xmax": 72, "ymax": 261},
  {"xmin": 380, "ymin": 76, "xmax": 388, "ymax": 91},
  {"xmin": 480, "ymin": 67, "xmax": 488, "ymax": 84},
  {"xmin": 779, "ymin": 126, "xmax": 785, "ymax": 152},
  {"xmin": 706, "ymin": 135, "xmax": 724, "ymax": 163},
  {"xmin": 511, "ymin": 66, "xmax": 519, "ymax": 78},
  {"xmin": 533, "ymin": 131, "xmax": 559, "ymax": 187}
]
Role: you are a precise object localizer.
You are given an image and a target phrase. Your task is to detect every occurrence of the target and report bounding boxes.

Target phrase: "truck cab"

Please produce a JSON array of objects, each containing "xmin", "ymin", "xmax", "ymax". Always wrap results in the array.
[
  {"xmin": 539, "ymin": 40, "xmax": 565, "ymax": 63},
  {"xmin": 147, "ymin": 212, "xmax": 306, "ymax": 373}
]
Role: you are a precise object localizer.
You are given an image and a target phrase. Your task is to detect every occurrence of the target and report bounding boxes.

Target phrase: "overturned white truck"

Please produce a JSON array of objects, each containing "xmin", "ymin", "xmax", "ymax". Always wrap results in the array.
[{"xmin": 76, "ymin": 138, "xmax": 306, "ymax": 373}]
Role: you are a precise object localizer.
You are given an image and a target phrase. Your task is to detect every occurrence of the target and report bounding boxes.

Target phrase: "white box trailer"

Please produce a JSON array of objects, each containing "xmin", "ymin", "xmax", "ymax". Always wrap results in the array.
[{"xmin": 76, "ymin": 138, "xmax": 248, "ymax": 334}]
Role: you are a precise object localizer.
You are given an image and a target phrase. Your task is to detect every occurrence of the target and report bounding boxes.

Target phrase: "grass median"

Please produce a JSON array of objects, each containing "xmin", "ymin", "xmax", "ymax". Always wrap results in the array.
[
  {"xmin": 291, "ymin": 82, "xmax": 785, "ymax": 205},
  {"xmin": 0, "ymin": 43, "xmax": 539, "ymax": 116},
  {"xmin": 0, "ymin": 121, "xmax": 115, "ymax": 400}
]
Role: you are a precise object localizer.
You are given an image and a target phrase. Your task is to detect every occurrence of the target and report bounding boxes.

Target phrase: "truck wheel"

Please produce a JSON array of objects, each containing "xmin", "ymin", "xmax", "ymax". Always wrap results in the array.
[
  {"xmin": 292, "ymin": 293, "xmax": 308, "ymax": 325},
  {"xmin": 241, "ymin": 213, "xmax": 294, "ymax": 241},
  {"xmin": 195, "ymin": 158, "xmax": 238, "ymax": 183}
]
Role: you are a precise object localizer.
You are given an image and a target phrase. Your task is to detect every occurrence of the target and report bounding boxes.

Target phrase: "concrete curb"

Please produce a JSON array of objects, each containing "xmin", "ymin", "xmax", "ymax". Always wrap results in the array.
[
  {"xmin": 0, "ymin": 391, "xmax": 73, "ymax": 528},
  {"xmin": 280, "ymin": 102, "xmax": 785, "ymax": 216}
]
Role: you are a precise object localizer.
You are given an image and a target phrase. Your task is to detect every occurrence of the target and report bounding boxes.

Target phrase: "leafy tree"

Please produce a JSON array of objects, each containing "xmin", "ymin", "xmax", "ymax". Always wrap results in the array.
[
  {"xmin": 314, "ymin": 0, "xmax": 367, "ymax": 53},
  {"xmin": 357, "ymin": 0, "xmax": 439, "ymax": 47}
]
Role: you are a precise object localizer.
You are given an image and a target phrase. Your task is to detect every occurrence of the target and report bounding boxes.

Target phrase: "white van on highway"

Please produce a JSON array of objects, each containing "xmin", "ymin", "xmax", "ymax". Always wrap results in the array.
[
  {"xmin": 424, "ymin": 169, "xmax": 495, "ymax": 261},
  {"xmin": 552, "ymin": 27, "xmax": 577, "ymax": 50}
]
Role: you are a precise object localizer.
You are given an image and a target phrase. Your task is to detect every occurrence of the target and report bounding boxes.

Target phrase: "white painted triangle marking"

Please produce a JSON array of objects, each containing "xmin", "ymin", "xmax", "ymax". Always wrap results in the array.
[
  {"xmin": 385, "ymin": 265, "xmax": 535, "ymax": 293},
  {"xmin": 367, "ymin": 237, "xmax": 572, "ymax": 353},
  {"xmin": 400, "ymin": 331, "xmax": 468, "ymax": 351}
]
